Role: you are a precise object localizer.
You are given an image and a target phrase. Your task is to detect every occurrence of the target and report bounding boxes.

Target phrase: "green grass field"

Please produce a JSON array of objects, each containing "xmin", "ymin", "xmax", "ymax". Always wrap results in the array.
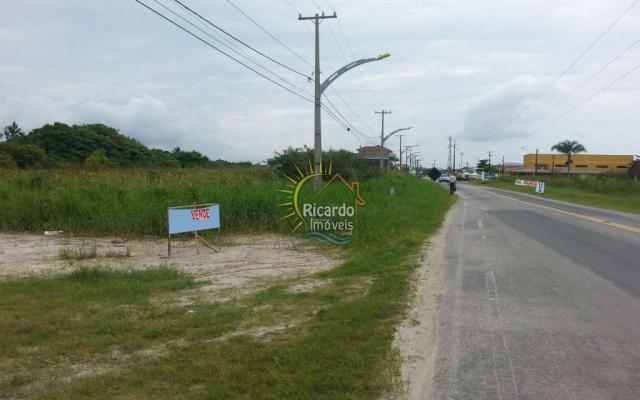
[
  {"xmin": 0, "ymin": 171, "xmax": 454, "ymax": 399},
  {"xmin": 0, "ymin": 168, "xmax": 285, "ymax": 235},
  {"xmin": 475, "ymin": 175, "xmax": 640, "ymax": 214}
]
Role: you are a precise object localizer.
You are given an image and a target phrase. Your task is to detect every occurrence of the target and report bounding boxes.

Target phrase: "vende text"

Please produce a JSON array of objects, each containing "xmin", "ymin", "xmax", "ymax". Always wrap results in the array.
[{"xmin": 191, "ymin": 208, "xmax": 211, "ymax": 220}]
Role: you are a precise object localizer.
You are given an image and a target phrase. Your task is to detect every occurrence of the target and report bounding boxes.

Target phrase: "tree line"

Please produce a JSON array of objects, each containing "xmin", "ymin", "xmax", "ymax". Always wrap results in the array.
[{"xmin": 0, "ymin": 122, "xmax": 252, "ymax": 169}]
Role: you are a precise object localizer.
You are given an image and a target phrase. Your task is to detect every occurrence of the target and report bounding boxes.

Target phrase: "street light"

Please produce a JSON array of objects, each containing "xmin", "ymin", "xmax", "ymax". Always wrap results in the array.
[
  {"xmin": 404, "ymin": 145, "xmax": 419, "ymax": 168},
  {"xmin": 380, "ymin": 126, "xmax": 412, "ymax": 170},
  {"xmin": 310, "ymin": 47, "xmax": 390, "ymax": 187}
]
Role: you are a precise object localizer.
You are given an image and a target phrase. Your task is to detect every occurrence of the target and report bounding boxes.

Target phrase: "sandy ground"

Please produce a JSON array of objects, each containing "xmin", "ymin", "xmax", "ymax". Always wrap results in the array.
[
  {"xmin": 392, "ymin": 212, "xmax": 450, "ymax": 400},
  {"xmin": 0, "ymin": 233, "xmax": 342, "ymax": 294}
]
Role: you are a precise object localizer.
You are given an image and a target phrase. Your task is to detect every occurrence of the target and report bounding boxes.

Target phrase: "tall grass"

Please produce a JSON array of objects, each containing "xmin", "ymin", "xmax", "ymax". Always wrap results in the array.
[{"xmin": 0, "ymin": 168, "xmax": 286, "ymax": 235}]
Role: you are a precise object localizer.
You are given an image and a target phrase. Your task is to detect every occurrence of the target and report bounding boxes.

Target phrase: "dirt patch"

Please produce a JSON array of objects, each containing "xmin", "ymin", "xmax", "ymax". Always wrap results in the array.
[
  {"xmin": 0, "ymin": 233, "xmax": 342, "ymax": 297},
  {"xmin": 392, "ymin": 212, "xmax": 451, "ymax": 400}
]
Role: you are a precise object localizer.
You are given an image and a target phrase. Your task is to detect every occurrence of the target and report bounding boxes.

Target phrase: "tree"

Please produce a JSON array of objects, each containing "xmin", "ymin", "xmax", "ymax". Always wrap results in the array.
[
  {"xmin": 551, "ymin": 140, "xmax": 586, "ymax": 175},
  {"xmin": 476, "ymin": 159, "xmax": 497, "ymax": 174},
  {"xmin": 3, "ymin": 122, "xmax": 25, "ymax": 142}
]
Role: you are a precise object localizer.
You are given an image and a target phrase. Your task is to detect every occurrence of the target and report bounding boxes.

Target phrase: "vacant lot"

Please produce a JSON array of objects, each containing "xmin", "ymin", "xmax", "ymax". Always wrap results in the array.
[{"xmin": 0, "ymin": 171, "xmax": 453, "ymax": 399}]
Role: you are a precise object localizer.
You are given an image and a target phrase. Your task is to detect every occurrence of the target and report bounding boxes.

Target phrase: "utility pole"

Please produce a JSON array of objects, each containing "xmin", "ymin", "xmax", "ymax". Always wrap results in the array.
[
  {"xmin": 460, "ymin": 152, "xmax": 464, "ymax": 171},
  {"xmin": 447, "ymin": 137, "xmax": 452, "ymax": 172},
  {"xmin": 404, "ymin": 145, "xmax": 419, "ymax": 168},
  {"xmin": 452, "ymin": 140, "xmax": 457, "ymax": 176},
  {"xmin": 487, "ymin": 151, "xmax": 494, "ymax": 166},
  {"xmin": 502, "ymin": 155, "xmax": 505, "ymax": 175},
  {"xmin": 534, "ymin": 148, "xmax": 539, "ymax": 177},
  {"xmin": 398, "ymin": 134, "xmax": 406, "ymax": 169},
  {"xmin": 375, "ymin": 110, "xmax": 391, "ymax": 170},
  {"xmin": 298, "ymin": 12, "xmax": 337, "ymax": 188}
]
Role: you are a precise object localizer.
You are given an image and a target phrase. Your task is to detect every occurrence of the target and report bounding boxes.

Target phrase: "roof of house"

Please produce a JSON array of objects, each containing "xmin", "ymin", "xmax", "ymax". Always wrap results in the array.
[{"xmin": 357, "ymin": 145, "xmax": 393, "ymax": 157}]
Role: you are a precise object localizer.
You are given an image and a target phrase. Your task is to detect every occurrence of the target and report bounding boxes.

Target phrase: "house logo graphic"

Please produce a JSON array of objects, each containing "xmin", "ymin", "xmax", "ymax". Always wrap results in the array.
[{"xmin": 278, "ymin": 159, "xmax": 365, "ymax": 245}]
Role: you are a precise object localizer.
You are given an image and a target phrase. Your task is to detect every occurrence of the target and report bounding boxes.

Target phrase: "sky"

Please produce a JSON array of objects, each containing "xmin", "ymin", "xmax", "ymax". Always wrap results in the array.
[{"xmin": 1, "ymin": 0, "xmax": 639, "ymax": 168}]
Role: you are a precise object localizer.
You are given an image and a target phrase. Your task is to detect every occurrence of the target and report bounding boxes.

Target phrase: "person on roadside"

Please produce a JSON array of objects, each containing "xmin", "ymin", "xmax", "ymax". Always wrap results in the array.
[{"xmin": 449, "ymin": 174, "xmax": 457, "ymax": 195}]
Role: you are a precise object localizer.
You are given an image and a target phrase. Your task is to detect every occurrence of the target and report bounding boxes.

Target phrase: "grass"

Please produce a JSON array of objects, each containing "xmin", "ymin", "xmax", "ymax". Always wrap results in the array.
[
  {"xmin": 0, "ymin": 173, "xmax": 454, "ymax": 399},
  {"xmin": 474, "ymin": 174, "xmax": 640, "ymax": 214},
  {"xmin": 0, "ymin": 167, "xmax": 285, "ymax": 236},
  {"xmin": 58, "ymin": 241, "xmax": 98, "ymax": 260}
]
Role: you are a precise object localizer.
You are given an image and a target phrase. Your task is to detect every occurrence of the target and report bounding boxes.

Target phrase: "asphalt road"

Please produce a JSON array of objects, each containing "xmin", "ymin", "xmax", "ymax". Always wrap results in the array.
[{"xmin": 431, "ymin": 182, "xmax": 640, "ymax": 400}]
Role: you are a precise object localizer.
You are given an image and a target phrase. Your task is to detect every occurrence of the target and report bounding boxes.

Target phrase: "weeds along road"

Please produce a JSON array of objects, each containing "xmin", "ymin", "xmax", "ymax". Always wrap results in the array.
[{"xmin": 431, "ymin": 182, "xmax": 640, "ymax": 400}]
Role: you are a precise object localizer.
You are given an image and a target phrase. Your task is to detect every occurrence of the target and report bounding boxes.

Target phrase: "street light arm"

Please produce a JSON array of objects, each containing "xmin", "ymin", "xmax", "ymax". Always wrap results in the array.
[
  {"xmin": 383, "ymin": 126, "xmax": 412, "ymax": 142},
  {"xmin": 320, "ymin": 53, "xmax": 390, "ymax": 95}
]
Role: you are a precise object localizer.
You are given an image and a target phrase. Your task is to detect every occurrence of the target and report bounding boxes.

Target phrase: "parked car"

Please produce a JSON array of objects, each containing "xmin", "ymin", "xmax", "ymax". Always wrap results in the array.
[{"xmin": 438, "ymin": 175, "xmax": 450, "ymax": 183}]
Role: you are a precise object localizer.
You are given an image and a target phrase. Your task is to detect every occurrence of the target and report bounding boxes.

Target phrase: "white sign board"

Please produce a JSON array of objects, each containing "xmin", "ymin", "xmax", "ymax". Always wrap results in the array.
[
  {"xmin": 535, "ymin": 181, "xmax": 545, "ymax": 194},
  {"xmin": 515, "ymin": 179, "xmax": 537, "ymax": 187}
]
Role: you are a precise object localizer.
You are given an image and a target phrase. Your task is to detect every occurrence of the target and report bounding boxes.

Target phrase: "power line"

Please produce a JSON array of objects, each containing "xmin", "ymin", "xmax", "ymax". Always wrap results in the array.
[
  {"xmin": 136, "ymin": 0, "xmax": 368, "ymax": 148},
  {"xmin": 134, "ymin": 0, "xmax": 314, "ymax": 103},
  {"xmin": 527, "ymin": 62, "xmax": 640, "ymax": 136},
  {"xmin": 227, "ymin": 0, "xmax": 377, "ymax": 145},
  {"xmin": 493, "ymin": 60, "xmax": 640, "ymax": 153},
  {"xmin": 225, "ymin": 0, "xmax": 313, "ymax": 68},
  {"xmin": 522, "ymin": 34, "xmax": 640, "ymax": 129},
  {"xmin": 171, "ymin": 0, "xmax": 311, "ymax": 79},
  {"xmin": 151, "ymin": 0, "xmax": 313, "ymax": 98},
  {"xmin": 494, "ymin": 0, "xmax": 640, "ymax": 136}
]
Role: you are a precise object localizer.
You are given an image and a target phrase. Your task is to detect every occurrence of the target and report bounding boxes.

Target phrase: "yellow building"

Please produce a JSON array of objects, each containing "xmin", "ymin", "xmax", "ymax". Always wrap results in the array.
[{"xmin": 522, "ymin": 153, "xmax": 635, "ymax": 174}]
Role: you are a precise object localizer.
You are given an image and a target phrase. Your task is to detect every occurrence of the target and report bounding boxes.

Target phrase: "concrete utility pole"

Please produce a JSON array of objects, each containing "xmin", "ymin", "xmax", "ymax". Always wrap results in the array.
[
  {"xmin": 398, "ymin": 134, "xmax": 406, "ymax": 169},
  {"xmin": 447, "ymin": 136, "xmax": 453, "ymax": 172},
  {"xmin": 404, "ymin": 145, "xmax": 419, "ymax": 168},
  {"xmin": 452, "ymin": 140, "xmax": 457, "ymax": 175},
  {"xmin": 375, "ymin": 110, "xmax": 391, "ymax": 169},
  {"xmin": 534, "ymin": 148, "xmax": 539, "ymax": 177},
  {"xmin": 460, "ymin": 152, "xmax": 464, "ymax": 171},
  {"xmin": 298, "ymin": 12, "xmax": 390, "ymax": 188},
  {"xmin": 487, "ymin": 150, "xmax": 494, "ymax": 166}
]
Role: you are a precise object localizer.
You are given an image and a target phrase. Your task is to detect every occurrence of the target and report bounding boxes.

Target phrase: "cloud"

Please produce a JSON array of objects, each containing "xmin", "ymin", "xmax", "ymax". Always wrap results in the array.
[
  {"xmin": 461, "ymin": 75, "xmax": 566, "ymax": 142},
  {"xmin": 0, "ymin": 95, "xmax": 234, "ymax": 160}
]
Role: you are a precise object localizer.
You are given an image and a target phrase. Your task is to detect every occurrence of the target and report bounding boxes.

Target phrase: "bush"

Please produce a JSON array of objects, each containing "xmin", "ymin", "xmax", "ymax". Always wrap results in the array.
[
  {"xmin": 0, "ymin": 142, "xmax": 45, "ymax": 168},
  {"xmin": 267, "ymin": 146, "xmax": 381, "ymax": 181},
  {"xmin": 0, "ymin": 153, "xmax": 17, "ymax": 169}
]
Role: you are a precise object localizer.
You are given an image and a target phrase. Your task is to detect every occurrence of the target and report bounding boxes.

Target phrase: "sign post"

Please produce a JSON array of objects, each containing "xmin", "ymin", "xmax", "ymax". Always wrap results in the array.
[
  {"xmin": 167, "ymin": 203, "xmax": 220, "ymax": 258},
  {"xmin": 535, "ymin": 181, "xmax": 545, "ymax": 194}
]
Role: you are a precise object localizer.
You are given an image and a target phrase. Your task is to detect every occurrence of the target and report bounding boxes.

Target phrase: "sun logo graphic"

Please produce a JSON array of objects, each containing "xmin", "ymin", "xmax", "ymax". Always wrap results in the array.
[{"xmin": 278, "ymin": 158, "xmax": 365, "ymax": 245}]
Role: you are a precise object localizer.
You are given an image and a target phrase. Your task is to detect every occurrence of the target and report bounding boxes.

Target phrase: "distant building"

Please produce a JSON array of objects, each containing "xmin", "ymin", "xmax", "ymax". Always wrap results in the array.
[
  {"xmin": 512, "ymin": 154, "xmax": 636, "ymax": 175},
  {"xmin": 357, "ymin": 145, "xmax": 395, "ymax": 168}
]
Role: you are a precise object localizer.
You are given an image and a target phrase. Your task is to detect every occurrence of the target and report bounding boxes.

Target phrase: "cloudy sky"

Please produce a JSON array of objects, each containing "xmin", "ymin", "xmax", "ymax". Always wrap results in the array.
[{"xmin": 1, "ymin": 0, "xmax": 639, "ymax": 166}]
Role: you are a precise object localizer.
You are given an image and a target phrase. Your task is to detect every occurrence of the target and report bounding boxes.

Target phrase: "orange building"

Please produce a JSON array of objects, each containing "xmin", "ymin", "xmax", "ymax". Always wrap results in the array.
[{"xmin": 521, "ymin": 154, "xmax": 635, "ymax": 174}]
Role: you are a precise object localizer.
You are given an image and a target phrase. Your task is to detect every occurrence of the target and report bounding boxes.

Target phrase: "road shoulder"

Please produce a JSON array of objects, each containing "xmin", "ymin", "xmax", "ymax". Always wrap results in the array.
[{"xmin": 392, "ymin": 208, "xmax": 453, "ymax": 399}]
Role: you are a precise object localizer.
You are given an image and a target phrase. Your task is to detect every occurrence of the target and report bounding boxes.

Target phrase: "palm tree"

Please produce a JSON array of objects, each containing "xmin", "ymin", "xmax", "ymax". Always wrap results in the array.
[{"xmin": 551, "ymin": 140, "xmax": 586, "ymax": 175}]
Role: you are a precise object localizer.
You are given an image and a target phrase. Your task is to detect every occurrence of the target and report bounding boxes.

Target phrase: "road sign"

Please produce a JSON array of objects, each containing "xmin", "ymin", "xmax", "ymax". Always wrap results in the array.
[
  {"xmin": 535, "ymin": 181, "xmax": 545, "ymax": 194},
  {"xmin": 427, "ymin": 167, "xmax": 442, "ymax": 181}
]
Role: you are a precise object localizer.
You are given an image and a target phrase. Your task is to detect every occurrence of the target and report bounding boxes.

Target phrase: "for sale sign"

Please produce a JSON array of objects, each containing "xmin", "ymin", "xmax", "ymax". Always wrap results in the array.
[
  {"xmin": 515, "ymin": 179, "xmax": 537, "ymax": 187},
  {"xmin": 168, "ymin": 204, "xmax": 220, "ymax": 234},
  {"xmin": 535, "ymin": 181, "xmax": 545, "ymax": 194}
]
